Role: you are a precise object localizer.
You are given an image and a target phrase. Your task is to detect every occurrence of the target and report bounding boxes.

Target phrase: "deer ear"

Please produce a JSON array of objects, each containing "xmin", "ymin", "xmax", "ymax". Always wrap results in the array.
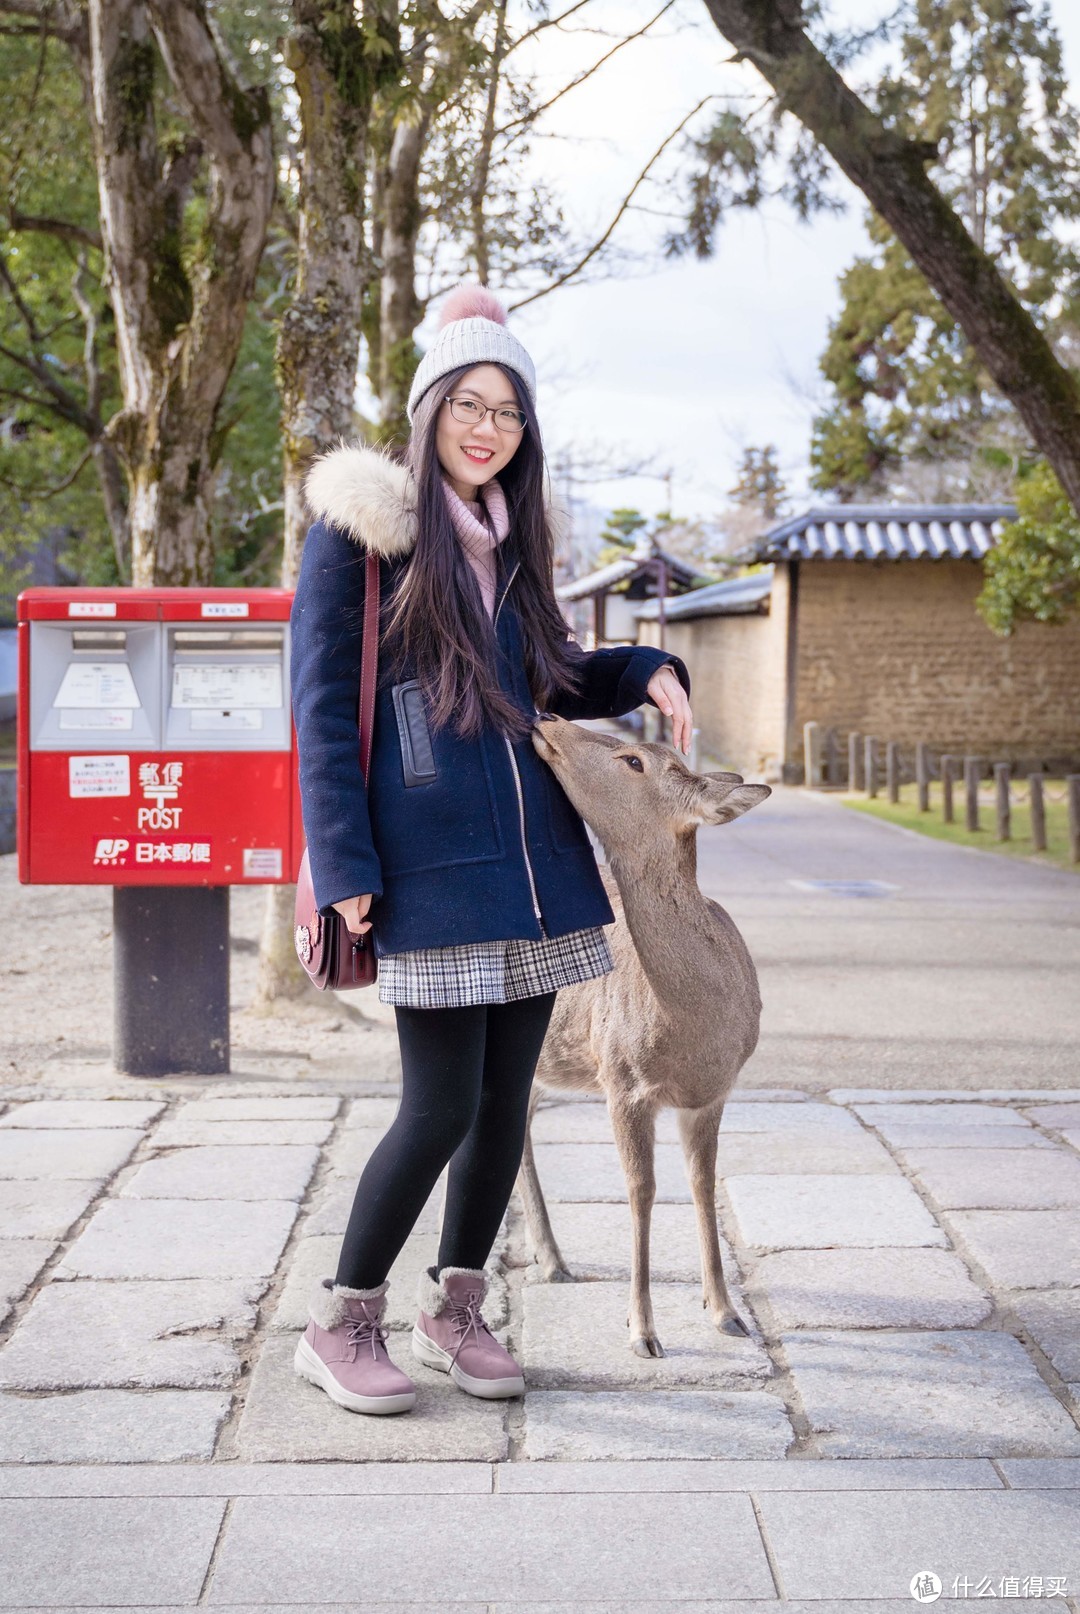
[
  {"xmin": 700, "ymin": 769, "xmax": 744, "ymax": 786},
  {"xmin": 696, "ymin": 779, "xmax": 771, "ymax": 825}
]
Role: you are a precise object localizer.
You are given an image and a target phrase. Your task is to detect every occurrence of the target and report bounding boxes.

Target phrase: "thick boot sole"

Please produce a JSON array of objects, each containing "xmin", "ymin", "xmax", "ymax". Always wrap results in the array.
[
  {"xmin": 411, "ymin": 1324, "xmax": 525, "ymax": 1399},
  {"xmin": 294, "ymin": 1336, "xmax": 416, "ymax": 1416}
]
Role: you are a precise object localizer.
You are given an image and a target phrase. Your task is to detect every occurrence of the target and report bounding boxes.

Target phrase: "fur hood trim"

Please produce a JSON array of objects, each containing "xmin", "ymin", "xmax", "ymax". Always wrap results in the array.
[
  {"xmin": 304, "ymin": 443, "xmax": 417, "ymax": 559},
  {"xmin": 416, "ymin": 1264, "xmax": 488, "ymax": 1317},
  {"xmin": 309, "ymin": 1276, "xmax": 389, "ymax": 1331}
]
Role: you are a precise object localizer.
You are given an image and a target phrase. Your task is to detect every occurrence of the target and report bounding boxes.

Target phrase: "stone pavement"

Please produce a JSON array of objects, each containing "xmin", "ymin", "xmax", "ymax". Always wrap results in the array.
[{"xmin": 0, "ymin": 1083, "xmax": 1078, "ymax": 1609}]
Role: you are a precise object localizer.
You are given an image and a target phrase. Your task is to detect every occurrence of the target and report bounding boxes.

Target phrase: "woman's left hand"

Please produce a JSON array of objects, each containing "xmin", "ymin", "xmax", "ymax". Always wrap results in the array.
[{"xmin": 646, "ymin": 664, "xmax": 694, "ymax": 756}]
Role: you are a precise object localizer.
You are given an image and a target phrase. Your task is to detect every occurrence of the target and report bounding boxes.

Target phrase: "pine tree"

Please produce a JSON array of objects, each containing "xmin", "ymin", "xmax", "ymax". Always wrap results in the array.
[
  {"xmin": 728, "ymin": 445, "xmax": 787, "ymax": 519},
  {"xmin": 810, "ymin": 0, "xmax": 1080, "ymax": 498}
]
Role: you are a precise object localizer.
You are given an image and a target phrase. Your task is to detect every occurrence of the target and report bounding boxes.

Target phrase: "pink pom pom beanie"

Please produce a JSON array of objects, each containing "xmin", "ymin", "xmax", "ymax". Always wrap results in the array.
[{"xmin": 406, "ymin": 284, "xmax": 536, "ymax": 423}]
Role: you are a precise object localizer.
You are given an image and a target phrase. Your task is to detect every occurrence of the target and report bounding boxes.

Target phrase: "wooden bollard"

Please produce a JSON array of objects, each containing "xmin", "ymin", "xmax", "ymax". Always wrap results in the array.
[
  {"xmin": 916, "ymin": 743, "xmax": 930, "ymax": 813},
  {"xmin": 886, "ymin": 741, "xmax": 900, "ymax": 804},
  {"xmin": 1029, "ymin": 774, "xmax": 1047, "ymax": 852},
  {"xmin": 824, "ymin": 728, "xmax": 838, "ymax": 785},
  {"xmin": 941, "ymin": 754, "xmax": 956, "ymax": 823},
  {"xmin": 864, "ymin": 735, "xmax": 879, "ymax": 798},
  {"xmin": 848, "ymin": 732, "xmax": 862, "ymax": 792},
  {"xmin": 964, "ymin": 756, "xmax": 983, "ymax": 832},
  {"xmin": 803, "ymin": 721, "xmax": 823, "ymax": 788},
  {"xmin": 994, "ymin": 762, "xmax": 1011, "ymax": 841},
  {"xmin": 1069, "ymin": 774, "xmax": 1080, "ymax": 864}
]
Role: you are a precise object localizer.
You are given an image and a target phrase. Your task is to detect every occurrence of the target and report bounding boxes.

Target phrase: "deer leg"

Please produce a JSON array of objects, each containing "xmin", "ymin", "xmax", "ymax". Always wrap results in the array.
[
  {"xmin": 607, "ymin": 1094, "xmax": 662, "ymax": 1357},
  {"xmin": 677, "ymin": 1100, "xmax": 749, "ymax": 1337},
  {"xmin": 516, "ymin": 1086, "xmax": 573, "ymax": 1282}
]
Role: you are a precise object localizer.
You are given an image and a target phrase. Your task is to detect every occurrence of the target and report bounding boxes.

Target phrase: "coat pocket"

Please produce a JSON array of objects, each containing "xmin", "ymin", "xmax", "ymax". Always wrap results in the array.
[{"xmin": 391, "ymin": 680, "xmax": 437, "ymax": 787}]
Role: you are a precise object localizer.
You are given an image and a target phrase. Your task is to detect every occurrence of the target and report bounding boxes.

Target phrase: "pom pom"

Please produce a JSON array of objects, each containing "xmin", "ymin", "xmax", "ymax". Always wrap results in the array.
[{"xmin": 438, "ymin": 284, "xmax": 507, "ymax": 329}]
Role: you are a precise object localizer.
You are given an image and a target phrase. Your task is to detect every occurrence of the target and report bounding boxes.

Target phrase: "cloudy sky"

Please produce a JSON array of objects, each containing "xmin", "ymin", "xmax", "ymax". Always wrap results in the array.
[{"xmin": 419, "ymin": 1, "xmax": 1080, "ymax": 526}]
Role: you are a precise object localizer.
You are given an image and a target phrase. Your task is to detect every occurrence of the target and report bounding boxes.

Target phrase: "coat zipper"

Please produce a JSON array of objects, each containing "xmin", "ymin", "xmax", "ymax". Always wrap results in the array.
[{"xmin": 492, "ymin": 561, "xmax": 545, "ymax": 936}]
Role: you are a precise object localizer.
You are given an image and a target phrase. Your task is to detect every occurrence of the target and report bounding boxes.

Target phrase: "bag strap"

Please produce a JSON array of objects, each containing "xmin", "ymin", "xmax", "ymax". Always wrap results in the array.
[{"xmin": 358, "ymin": 551, "xmax": 380, "ymax": 782}]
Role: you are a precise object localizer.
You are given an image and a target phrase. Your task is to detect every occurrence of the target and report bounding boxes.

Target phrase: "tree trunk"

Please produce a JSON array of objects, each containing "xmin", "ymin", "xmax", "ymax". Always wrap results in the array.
[
  {"xmin": 253, "ymin": 0, "xmax": 384, "ymax": 1007},
  {"xmin": 377, "ymin": 112, "xmax": 429, "ymax": 438},
  {"xmin": 701, "ymin": 0, "xmax": 1080, "ymax": 514}
]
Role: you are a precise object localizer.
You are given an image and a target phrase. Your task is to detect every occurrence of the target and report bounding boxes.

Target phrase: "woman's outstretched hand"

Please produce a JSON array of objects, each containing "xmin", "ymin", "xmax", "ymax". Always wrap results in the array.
[
  {"xmin": 646, "ymin": 664, "xmax": 694, "ymax": 756},
  {"xmin": 331, "ymin": 894, "xmax": 374, "ymax": 935}
]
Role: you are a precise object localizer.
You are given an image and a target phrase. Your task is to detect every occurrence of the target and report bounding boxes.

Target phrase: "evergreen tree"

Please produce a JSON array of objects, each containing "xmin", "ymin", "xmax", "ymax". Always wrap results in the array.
[
  {"xmin": 809, "ymin": 0, "xmax": 1080, "ymax": 498},
  {"xmin": 728, "ymin": 445, "xmax": 787, "ymax": 518}
]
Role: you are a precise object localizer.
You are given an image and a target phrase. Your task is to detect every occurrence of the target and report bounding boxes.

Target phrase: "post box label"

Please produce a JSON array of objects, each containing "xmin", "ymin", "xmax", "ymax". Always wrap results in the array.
[
  {"xmin": 190, "ymin": 709, "xmax": 263, "ymax": 731},
  {"xmin": 54, "ymin": 662, "xmax": 140, "ymax": 709},
  {"xmin": 243, "ymin": 847, "xmax": 282, "ymax": 878},
  {"xmin": 200, "ymin": 601, "xmax": 248, "ymax": 617},
  {"xmin": 171, "ymin": 664, "xmax": 281, "ymax": 709},
  {"xmin": 60, "ymin": 709, "xmax": 134, "ymax": 731},
  {"xmin": 69, "ymin": 755, "xmax": 131, "ymax": 797},
  {"xmin": 133, "ymin": 840, "xmax": 211, "ymax": 864},
  {"xmin": 68, "ymin": 601, "xmax": 116, "ymax": 617}
]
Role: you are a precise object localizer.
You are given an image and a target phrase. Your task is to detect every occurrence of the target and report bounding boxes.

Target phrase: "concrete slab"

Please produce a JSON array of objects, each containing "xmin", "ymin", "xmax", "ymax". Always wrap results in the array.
[
  {"xmin": 0, "ymin": 1128, "xmax": 142, "ymax": 1181},
  {"xmin": 0, "ymin": 1389, "xmax": 230, "ymax": 1462},
  {"xmin": 497, "ymin": 1457, "xmax": 1001, "ymax": 1491},
  {"xmin": 56, "ymin": 1200, "xmax": 297, "ymax": 1280},
  {"xmin": 726, "ymin": 1174, "xmax": 947, "ymax": 1250},
  {"xmin": 522, "ymin": 1202, "xmax": 736, "ymax": 1284},
  {"xmin": 746, "ymin": 1247, "xmax": 991, "ymax": 1329},
  {"xmin": 832, "ymin": 1089, "xmax": 1080, "ymax": 1105},
  {"xmin": 943, "ymin": 1209, "xmax": 1080, "ymax": 1288},
  {"xmin": 903, "ymin": 1147, "xmax": 1080, "ymax": 1209},
  {"xmin": 521, "ymin": 1283, "xmax": 770, "ymax": 1389},
  {"xmin": 121, "ymin": 1144, "xmax": 320, "ymax": 1202},
  {"xmin": 273, "ymin": 1236, "xmax": 509, "ymax": 1333},
  {"xmin": 1002, "ymin": 1290, "xmax": 1080, "ymax": 1380},
  {"xmin": 0, "ymin": 1100, "xmax": 163, "ymax": 1129},
  {"xmin": 716, "ymin": 1131, "xmax": 899, "ymax": 1175},
  {"xmin": 999, "ymin": 1458, "xmax": 1080, "ymax": 1488},
  {"xmin": 0, "ymin": 1497, "xmax": 225, "ymax": 1607},
  {"xmin": 1063, "ymin": 1129, "xmax": 1080, "ymax": 1152},
  {"xmin": 0, "ymin": 1463, "xmax": 494, "ymax": 1497},
  {"xmin": 150, "ymin": 1118, "xmax": 334, "ymax": 1148},
  {"xmin": 1023, "ymin": 1104, "xmax": 1080, "ymax": 1129},
  {"xmin": 302, "ymin": 1176, "xmax": 447, "ymax": 1238},
  {"xmin": 530, "ymin": 1143, "xmax": 690, "ymax": 1202},
  {"xmin": 327, "ymin": 1127, "xmax": 387, "ymax": 1178},
  {"xmin": 208, "ymin": 1492, "xmax": 775, "ymax": 1604},
  {"xmin": 784, "ymin": 1330, "xmax": 1080, "ymax": 1457},
  {"xmin": 531, "ymin": 1104, "xmax": 678, "ymax": 1145},
  {"xmin": 756, "ymin": 1488, "xmax": 1080, "ymax": 1601},
  {"xmin": 721, "ymin": 1102, "xmax": 863, "ymax": 1134},
  {"xmin": 522, "ymin": 1389, "xmax": 792, "ymax": 1459},
  {"xmin": 0, "ymin": 1180, "xmax": 101, "ymax": 1241},
  {"xmin": 341, "ymin": 1097, "xmax": 401, "ymax": 1130},
  {"xmin": 854, "ymin": 1102, "xmax": 1029, "ymax": 1128},
  {"xmin": 0, "ymin": 1279, "xmax": 262, "ymax": 1388},
  {"xmin": 0, "ymin": 1239, "xmax": 55, "ymax": 1322},
  {"xmin": 176, "ymin": 1097, "xmax": 340, "ymax": 1121},
  {"xmin": 235, "ymin": 1336, "xmax": 509, "ymax": 1462},
  {"xmin": 870, "ymin": 1122, "xmax": 1058, "ymax": 1150}
]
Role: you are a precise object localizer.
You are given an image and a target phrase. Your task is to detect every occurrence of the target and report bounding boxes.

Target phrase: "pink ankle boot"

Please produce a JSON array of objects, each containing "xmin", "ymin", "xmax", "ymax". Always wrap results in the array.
[
  {"xmin": 412, "ymin": 1265, "xmax": 525, "ymax": 1399},
  {"xmin": 294, "ymin": 1278, "xmax": 416, "ymax": 1415}
]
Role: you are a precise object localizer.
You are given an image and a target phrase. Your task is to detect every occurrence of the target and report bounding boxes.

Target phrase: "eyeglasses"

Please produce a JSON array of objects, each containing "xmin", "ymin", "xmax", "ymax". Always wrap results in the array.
[{"xmin": 444, "ymin": 395, "xmax": 527, "ymax": 433}]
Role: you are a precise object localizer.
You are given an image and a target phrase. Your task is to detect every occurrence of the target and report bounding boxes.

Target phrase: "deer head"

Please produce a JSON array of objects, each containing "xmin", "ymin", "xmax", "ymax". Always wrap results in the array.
[{"xmin": 531, "ymin": 715, "xmax": 770, "ymax": 855}]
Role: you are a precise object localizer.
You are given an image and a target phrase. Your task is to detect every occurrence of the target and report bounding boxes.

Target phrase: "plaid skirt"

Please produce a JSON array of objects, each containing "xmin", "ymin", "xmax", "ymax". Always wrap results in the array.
[{"xmin": 377, "ymin": 925, "xmax": 614, "ymax": 1008}]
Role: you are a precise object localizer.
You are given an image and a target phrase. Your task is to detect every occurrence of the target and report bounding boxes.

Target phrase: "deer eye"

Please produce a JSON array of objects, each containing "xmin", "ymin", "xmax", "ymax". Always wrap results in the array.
[{"xmin": 622, "ymin": 754, "xmax": 644, "ymax": 772}]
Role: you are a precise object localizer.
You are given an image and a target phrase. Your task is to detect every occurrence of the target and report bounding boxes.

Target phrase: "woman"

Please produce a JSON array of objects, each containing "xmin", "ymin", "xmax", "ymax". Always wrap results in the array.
[{"xmin": 290, "ymin": 286, "xmax": 693, "ymax": 1416}]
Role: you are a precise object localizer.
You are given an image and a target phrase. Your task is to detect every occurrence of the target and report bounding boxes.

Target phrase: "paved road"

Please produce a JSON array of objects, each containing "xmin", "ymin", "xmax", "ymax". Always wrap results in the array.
[{"xmin": 695, "ymin": 784, "xmax": 1080, "ymax": 1091}]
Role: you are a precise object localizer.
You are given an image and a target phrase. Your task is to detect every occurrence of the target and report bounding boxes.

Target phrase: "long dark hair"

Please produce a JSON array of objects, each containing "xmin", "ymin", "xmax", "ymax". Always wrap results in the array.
[{"xmin": 382, "ymin": 362, "xmax": 587, "ymax": 740}]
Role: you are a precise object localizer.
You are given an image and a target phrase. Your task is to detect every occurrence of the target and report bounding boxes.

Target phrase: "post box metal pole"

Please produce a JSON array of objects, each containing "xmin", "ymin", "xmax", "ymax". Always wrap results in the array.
[{"xmin": 113, "ymin": 885, "xmax": 230, "ymax": 1075}]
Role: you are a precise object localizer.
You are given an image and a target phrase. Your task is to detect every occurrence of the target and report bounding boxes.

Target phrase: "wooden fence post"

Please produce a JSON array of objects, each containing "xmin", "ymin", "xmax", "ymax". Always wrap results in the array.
[
  {"xmin": 886, "ymin": 741, "xmax": 900, "ymax": 804},
  {"xmin": 916, "ymin": 743, "xmax": 930, "ymax": 812},
  {"xmin": 1029, "ymin": 775, "xmax": 1047, "ymax": 852},
  {"xmin": 864, "ymin": 735, "xmax": 879, "ymax": 798},
  {"xmin": 994, "ymin": 763, "xmax": 1011, "ymax": 841},
  {"xmin": 1068, "ymin": 775, "xmax": 1080, "ymax": 864},
  {"xmin": 964, "ymin": 756, "xmax": 983, "ymax": 832},
  {"xmin": 941, "ymin": 754, "xmax": 956, "ymax": 823},
  {"xmin": 823, "ymin": 728, "xmax": 838, "ymax": 786},
  {"xmin": 803, "ymin": 722, "xmax": 823, "ymax": 788},
  {"xmin": 848, "ymin": 732, "xmax": 862, "ymax": 792}
]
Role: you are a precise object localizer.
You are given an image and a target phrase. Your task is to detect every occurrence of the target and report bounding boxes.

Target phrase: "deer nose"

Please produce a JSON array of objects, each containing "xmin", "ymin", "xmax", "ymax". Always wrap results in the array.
[{"xmin": 535, "ymin": 711, "xmax": 558, "ymax": 723}]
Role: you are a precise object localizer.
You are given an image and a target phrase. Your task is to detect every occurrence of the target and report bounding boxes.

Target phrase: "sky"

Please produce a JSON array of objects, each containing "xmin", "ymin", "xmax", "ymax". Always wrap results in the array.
[{"xmin": 416, "ymin": 0, "xmax": 1080, "ymax": 529}]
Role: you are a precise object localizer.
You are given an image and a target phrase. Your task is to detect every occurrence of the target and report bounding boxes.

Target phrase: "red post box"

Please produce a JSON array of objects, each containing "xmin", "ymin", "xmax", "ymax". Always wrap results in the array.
[{"xmin": 17, "ymin": 587, "xmax": 302, "ymax": 1074}]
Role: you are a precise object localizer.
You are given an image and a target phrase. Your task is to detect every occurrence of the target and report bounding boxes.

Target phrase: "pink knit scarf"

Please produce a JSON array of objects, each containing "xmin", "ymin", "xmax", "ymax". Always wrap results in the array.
[{"xmin": 441, "ymin": 475, "xmax": 510, "ymax": 619}]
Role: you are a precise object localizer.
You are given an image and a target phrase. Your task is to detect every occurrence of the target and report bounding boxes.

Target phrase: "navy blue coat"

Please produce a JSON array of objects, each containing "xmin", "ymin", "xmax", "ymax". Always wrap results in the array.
[{"xmin": 290, "ymin": 447, "xmax": 691, "ymax": 957}]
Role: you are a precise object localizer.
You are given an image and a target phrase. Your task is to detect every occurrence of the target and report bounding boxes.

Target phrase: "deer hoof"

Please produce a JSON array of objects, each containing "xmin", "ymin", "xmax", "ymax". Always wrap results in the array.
[
  {"xmin": 718, "ymin": 1311, "xmax": 750, "ymax": 1337},
  {"xmin": 630, "ymin": 1335, "xmax": 665, "ymax": 1358}
]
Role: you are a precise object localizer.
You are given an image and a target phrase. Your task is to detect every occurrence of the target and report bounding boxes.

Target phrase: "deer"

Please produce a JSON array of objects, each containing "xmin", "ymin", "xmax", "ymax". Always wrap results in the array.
[{"xmin": 519, "ymin": 714, "xmax": 770, "ymax": 1358}]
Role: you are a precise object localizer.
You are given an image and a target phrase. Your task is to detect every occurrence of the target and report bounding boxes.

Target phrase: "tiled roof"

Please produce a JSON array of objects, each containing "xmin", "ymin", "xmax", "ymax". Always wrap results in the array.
[
  {"xmin": 556, "ymin": 547, "xmax": 709, "ymax": 602},
  {"xmin": 744, "ymin": 504, "xmax": 1016, "ymax": 563},
  {"xmin": 633, "ymin": 568, "xmax": 773, "ymax": 621}
]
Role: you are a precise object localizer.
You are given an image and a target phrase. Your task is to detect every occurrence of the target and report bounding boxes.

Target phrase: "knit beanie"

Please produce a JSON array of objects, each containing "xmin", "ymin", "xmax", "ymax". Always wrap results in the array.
[{"xmin": 406, "ymin": 285, "xmax": 536, "ymax": 423}]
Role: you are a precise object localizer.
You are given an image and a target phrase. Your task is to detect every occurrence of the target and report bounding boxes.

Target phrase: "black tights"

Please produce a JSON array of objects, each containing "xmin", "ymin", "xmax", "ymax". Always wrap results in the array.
[{"xmin": 334, "ymin": 991, "xmax": 557, "ymax": 1290}]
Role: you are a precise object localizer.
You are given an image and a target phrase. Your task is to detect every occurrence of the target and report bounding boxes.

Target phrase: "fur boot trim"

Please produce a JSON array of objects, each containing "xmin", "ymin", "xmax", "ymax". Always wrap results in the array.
[
  {"xmin": 416, "ymin": 1264, "xmax": 488, "ymax": 1318},
  {"xmin": 309, "ymin": 1276, "xmax": 390, "ymax": 1332},
  {"xmin": 304, "ymin": 443, "xmax": 417, "ymax": 559}
]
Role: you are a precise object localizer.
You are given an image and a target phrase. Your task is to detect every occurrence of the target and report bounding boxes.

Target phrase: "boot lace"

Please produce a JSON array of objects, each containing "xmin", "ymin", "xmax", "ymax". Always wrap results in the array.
[
  {"xmin": 345, "ymin": 1312, "xmax": 389, "ymax": 1361},
  {"xmin": 447, "ymin": 1288, "xmax": 493, "ymax": 1364}
]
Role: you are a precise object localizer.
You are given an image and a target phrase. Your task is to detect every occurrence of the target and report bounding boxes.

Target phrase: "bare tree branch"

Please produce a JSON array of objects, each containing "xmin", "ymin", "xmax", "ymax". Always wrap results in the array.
[{"xmin": 8, "ymin": 210, "xmax": 103, "ymax": 250}]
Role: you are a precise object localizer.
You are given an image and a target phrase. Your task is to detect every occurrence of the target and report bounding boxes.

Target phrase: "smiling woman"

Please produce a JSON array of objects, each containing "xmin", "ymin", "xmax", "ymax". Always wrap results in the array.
[{"xmin": 288, "ymin": 283, "xmax": 692, "ymax": 1422}]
